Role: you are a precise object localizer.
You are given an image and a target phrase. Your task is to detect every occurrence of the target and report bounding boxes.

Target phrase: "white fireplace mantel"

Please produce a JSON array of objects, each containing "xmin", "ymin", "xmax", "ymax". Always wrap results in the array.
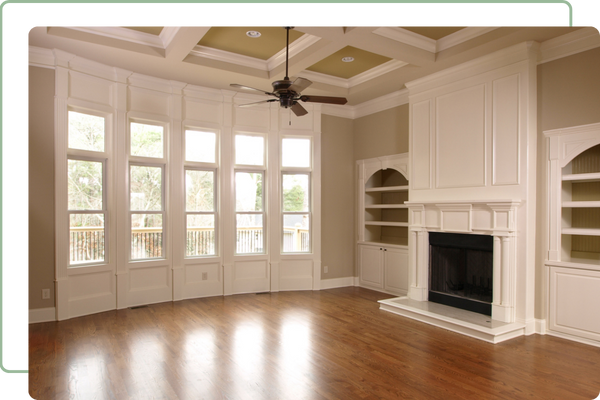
[{"xmin": 405, "ymin": 199, "xmax": 521, "ymax": 324}]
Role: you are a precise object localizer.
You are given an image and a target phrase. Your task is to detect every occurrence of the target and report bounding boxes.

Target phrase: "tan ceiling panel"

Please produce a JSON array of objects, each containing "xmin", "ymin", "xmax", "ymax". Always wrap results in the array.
[
  {"xmin": 124, "ymin": 27, "xmax": 164, "ymax": 36},
  {"xmin": 198, "ymin": 27, "xmax": 304, "ymax": 60},
  {"xmin": 402, "ymin": 27, "xmax": 465, "ymax": 40},
  {"xmin": 306, "ymin": 46, "xmax": 392, "ymax": 79}
]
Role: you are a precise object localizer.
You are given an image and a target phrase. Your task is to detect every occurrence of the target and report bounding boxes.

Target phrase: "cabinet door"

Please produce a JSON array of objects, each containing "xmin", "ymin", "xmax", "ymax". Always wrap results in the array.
[
  {"xmin": 359, "ymin": 245, "xmax": 383, "ymax": 289},
  {"xmin": 384, "ymin": 247, "xmax": 409, "ymax": 295},
  {"xmin": 549, "ymin": 266, "xmax": 600, "ymax": 342}
]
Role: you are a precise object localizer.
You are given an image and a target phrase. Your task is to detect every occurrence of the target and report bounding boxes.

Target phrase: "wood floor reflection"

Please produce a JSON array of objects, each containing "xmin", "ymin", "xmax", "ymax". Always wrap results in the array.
[{"xmin": 29, "ymin": 287, "xmax": 600, "ymax": 399}]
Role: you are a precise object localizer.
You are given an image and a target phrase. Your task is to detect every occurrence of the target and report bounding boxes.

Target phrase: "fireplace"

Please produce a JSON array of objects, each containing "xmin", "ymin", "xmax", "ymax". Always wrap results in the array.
[{"xmin": 429, "ymin": 232, "xmax": 493, "ymax": 316}]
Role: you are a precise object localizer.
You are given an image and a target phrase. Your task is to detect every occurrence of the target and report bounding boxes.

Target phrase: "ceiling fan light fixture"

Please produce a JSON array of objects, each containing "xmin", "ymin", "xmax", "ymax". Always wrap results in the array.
[
  {"xmin": 342, "ymin": 56, "xmax": 355, "ymax": 62},
  {"xmin": 246, "ymin": 30, "xmax": 261, "ymax": 38},
  {"xmin": 231, "ymin": 27, "xmax": 347, "ymax": 117}
]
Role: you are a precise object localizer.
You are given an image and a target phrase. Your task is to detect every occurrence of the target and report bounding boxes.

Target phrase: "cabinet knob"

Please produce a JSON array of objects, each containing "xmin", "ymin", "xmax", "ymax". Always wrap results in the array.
[
  {"xmin": 384, "ymin": 248, "xmax": 387, "ymax": 251},
  {"xmin": 379, "ymin": 248, "xmax": 382, "ymax": 250}
]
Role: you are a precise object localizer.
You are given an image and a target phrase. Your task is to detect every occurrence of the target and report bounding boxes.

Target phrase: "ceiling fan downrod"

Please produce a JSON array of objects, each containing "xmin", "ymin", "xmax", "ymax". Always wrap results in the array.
[{"xmin": 284, "ymin": 27, "xmax": 292, "ymax": 81}]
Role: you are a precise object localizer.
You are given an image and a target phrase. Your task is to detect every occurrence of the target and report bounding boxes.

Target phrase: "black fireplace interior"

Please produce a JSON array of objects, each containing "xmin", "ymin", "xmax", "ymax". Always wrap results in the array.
[{"xmin": 429, "ymin": 232, "xmax": 493, "ymax": 316}]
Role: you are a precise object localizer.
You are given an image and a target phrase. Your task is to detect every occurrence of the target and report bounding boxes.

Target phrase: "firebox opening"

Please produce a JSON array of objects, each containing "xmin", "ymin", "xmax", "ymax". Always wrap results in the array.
[{"xmin": 429, "ymin": 232, "xmax": 493, "ymax": 316}]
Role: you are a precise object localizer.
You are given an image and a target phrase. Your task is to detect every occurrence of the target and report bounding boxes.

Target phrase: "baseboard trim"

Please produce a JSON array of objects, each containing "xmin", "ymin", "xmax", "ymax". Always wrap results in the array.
[
  {"xmin": 29, "ymin": 307, "xmax": 56, "ymax": 324},
  {"xmin": 535, "ymin": 318, "xmax": 547, "ymax": 335},
  {"xmin": 545, "ymin": 330, "xmax": 600, "ymax": 348},
  {"xmin": 320, "ymin": 276, "xmax": 355, "ymax": 290}
]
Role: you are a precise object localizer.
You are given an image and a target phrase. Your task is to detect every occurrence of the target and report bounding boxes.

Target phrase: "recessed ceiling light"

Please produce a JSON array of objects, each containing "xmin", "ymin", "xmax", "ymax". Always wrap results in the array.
[
  {"xmin": 342, "ymin": 57, "xmax": 354, "ymax": 63},
  {"xmin": 246, "ymin": 30, "xmax": 261, "ymax": 38}
]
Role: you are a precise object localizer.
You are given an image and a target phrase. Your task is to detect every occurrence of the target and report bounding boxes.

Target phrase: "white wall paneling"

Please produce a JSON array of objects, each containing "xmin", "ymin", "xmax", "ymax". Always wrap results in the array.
[
  {"xmin": 435, "ymin": 84, "xmax": 486, "ymax": 189},
  {"xmin": 397, "ymin": 42, "xmax": 539, "ymax": 338},
  {"xmin": 49, "ymin": 50, "xmax": 323, "ymax": 321}
]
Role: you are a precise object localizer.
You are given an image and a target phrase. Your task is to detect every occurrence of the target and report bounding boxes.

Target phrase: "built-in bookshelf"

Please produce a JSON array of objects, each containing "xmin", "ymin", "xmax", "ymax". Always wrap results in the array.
[{"xmin": 561, "ymin": 144, "xmax": 600, "ymax": 264}]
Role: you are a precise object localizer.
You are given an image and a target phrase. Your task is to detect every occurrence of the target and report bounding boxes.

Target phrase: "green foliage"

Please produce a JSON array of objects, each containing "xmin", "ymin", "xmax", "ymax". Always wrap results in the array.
[{"xmin": 283, "ymin": 184, "xmax": 305, "ymax": 212}]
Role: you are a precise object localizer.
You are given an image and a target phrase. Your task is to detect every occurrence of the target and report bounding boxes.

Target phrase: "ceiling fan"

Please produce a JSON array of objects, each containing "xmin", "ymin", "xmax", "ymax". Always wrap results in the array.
[{"xmin": 230, "ymin": 27, "xmax": 348, "ymax": 117}]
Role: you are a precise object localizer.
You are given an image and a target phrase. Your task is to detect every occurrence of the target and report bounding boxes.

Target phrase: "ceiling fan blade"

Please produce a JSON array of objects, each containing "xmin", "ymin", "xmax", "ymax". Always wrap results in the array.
[
  {"xmin": 287, "ymin": 77, "xmax": 312, "ymax": 94},
  {"xmin": 238, "ymin": 99, "xmax": 277, "ymax": 108},
  {"xmin": 291, "ymin": 102, "xmax": 308, "ymax": 116},
  {"xmin": 300, "ymin": 95, "xmax": 347, "ymax": 105},
  {"xmin": 230, "ymin": 83, "xmax": 275, "ymax": 96}
]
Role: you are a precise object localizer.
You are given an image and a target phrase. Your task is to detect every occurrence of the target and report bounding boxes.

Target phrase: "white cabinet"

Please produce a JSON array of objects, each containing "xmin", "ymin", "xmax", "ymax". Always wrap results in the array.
[
  {"xmin": 358, "ymin": 244, "xmax": 409, "ymax": 295},
  {"xmin": 357, "ymin": 153, "xmax": 410, "ymax": 296},
  {"xmin": 545, "ymin": 123, "xmax": 600, "ymax": 346}
]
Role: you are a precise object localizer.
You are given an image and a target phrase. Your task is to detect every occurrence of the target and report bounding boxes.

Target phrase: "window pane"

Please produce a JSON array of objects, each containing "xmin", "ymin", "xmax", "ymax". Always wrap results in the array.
[
  {"xmin": 130, "ymin": 166, "xmax": 162, "ymax": 211},
  {"xmin": 131, "ymin": 122, "xmax": 164, "ymax": 158},
  {"xmin": 186, "ymin": 130, "xmax": 216, "ymax": 163},
  {"xmin": 68, "ymin": 111, "xmax": 105, "ymax": 152},
  {"xmin": 131, "ymin": 214, "xmax": 163, "ymax": 259},
  {"xmin": 186, "ymin": 170, "xmax": 214, "ymax": 211},
  {"xmin": 283, "ymin": 214, "xmax": 310, "ymax": 253},
  {"xmin": 282, "ymin": 138, "xmax": 310, "ymax": 168},
  {"xmin": 236, "ymin": 214, "xmax": 263, "ymax": 254},
  {"xmin": 70, "ymin": 213, "xmax": 105, "ymax": 264},
  {"xmin": 282, "ymin": 174, "xmax": 309, "ymax": 212},
  {"xmin": 68, "ymin": 159, "xmax": 103, "ymax": 210},
  {"xmin": 235, "ymin": 135, "xmax": 264, "ymax": 165},
  {"xmin": 186, "ymin": 214, "xmax": 215, "ymax": 257},
  {"xmin": 236, "ymin": 172, "xmax": 263, "ymax": 211}
]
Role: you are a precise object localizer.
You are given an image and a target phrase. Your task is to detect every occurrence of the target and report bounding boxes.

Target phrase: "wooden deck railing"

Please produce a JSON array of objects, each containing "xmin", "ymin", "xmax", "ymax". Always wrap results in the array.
[{"xmin": 70, "ymin": 225, "xmax": 310, "ymax": 263}]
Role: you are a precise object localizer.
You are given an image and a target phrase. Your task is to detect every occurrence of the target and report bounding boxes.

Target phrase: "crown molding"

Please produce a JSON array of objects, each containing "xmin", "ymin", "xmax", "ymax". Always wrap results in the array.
[
  {"xmin": 159, "ymin": 27, "xmax": 181, "ymax": 48},
  {"xmin": 300, "ymin": 59, "xmax": 408, "ymax": 89},
  {"xmin": 29, "ymin": 46, "xmax": 55, "ymax": 69},
  {"xmin": 266, "ymin": 34, "xmax": 321, "ymax": 71},
  {"xmin": 55, "ymin": 23, "xmax": 166, "ymax": 49},
  {"xmin": 539, "ymin": 27, "xmax": 600, "ymax": 64},
  {"xmin": 353, "ymin": 88, "xmax": 409, "ymax": 119}
]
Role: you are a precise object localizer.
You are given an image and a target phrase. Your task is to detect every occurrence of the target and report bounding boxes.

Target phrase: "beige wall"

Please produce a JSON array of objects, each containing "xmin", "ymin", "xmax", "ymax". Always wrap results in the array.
[
  {"xmin": 321, "ymin": 115, "xmax": 356, "ymax": 279},
  {"xmin": 353, "ymin": 104, "xmax": 409, "ymax": 161},
  {"xmin": 29, "ymin": 66, "xmax": 56, "ymax": 309},
  {"xmin": 534, "ymin": 47, "xmax": 600, "ymax": 318}
]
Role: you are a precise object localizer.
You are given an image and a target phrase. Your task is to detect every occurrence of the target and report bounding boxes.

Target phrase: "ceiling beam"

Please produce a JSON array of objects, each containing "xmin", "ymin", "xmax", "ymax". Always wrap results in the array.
[{"xmin": 164, "ymin": 27, "xmax": 211, "ymax": 62}]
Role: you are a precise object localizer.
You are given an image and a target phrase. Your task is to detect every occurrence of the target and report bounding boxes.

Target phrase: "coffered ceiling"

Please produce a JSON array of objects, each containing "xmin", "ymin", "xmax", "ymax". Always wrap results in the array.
[{"xmin": 29, "ymin": 26, "xmax": 594, "ymax": 107}]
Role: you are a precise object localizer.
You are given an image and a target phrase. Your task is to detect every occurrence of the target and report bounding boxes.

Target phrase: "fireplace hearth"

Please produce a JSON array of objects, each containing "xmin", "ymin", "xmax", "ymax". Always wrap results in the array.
[{"xmin": 429, "ymin": 232, "xmax": 493, "ymax": 316}]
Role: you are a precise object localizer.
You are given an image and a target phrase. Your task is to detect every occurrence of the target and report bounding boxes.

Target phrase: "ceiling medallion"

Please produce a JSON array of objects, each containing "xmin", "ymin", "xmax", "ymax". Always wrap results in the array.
[
  {"xmin": 246, "ymin": 30, "xmax": 261, "ymax": 38},
  {"xmin": 341, "ymin": 57, "xmax": 355, "ymax": 62}
]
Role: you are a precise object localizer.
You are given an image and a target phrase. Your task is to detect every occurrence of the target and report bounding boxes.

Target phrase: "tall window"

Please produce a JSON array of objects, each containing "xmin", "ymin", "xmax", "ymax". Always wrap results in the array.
[
  {"xmin": 67, "ymin": 111, "xmax": 107, "ymax": 265},
  {"xmin": 129, "ymin": 121, "xmax": 166, "ymax": 260},
  {"xmin": 235, "ymin": 134, "xmax": 265, "ymax": 254},
  {"xmin": 185, "ymin": 129, "xmax": 218, "ymax": 257},
  {"xmin": 281, "ymin": 137, "xmax": 311, "ymax": 253}
]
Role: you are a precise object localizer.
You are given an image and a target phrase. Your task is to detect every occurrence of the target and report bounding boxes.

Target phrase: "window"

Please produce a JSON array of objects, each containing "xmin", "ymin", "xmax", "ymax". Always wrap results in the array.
[
  {"xmin": 281, "ymin": 138, "xmax": 311, "ymax": 253},
  {"xmin": 185, "ymin": 169, "xmax": 216, "ymax": 256},
  {"xmin": 186, "ymin": 130, "xmax": 216, "ymax": 163},
  {"xmin": 184, "ymin": 129, "xmax": 218, "ymax": 257},
  {"xmin": 235, "ymin": 133, "xmax": 265, "ymax": 254},
  {"xmin": 68, "ymin": 111, "xmax": 105, "ymax": 152},
  {"xmin": 235, "ymin": 171, "xmax": 264, "ymax": 254},
  {"xmin": 129, "ymin": 121, "xmax": 166, "ymax": 260},
  {"xmin": 67, "ymin": 111, "xmax": 107, "ymax": 265}
]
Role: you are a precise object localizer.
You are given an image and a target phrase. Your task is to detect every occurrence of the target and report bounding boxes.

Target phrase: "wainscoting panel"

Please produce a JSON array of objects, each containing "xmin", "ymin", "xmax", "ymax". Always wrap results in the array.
[
  {"xmin": 128, "ymin": 264, "xmax": 172, "ymax": 307},
  {"xmin": 279, "ymin": 259, "xmax": 313, "ymax": 291},
  {"xmin": 68, "ymin": 269, "xmax": 116, "ymax": 318},
  {"xmin": 183, "ymin": 262, "xmax": 223, "ymax": 299},
  {"xmin": 232, "ymin": 259, "xmax": 270, "ymax": 294}
]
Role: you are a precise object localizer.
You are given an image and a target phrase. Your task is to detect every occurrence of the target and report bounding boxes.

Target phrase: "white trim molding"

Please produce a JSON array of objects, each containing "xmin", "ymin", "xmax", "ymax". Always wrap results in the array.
[{"xmin": 29, "ymin": 308, "xmax": 57, "ymax": 324}]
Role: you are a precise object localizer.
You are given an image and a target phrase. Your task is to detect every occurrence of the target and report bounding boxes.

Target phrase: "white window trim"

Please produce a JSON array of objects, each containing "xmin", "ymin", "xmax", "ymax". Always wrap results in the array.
[{"xmin": 234, "ymin": 169, "xmax": 266, "ymax": 255}]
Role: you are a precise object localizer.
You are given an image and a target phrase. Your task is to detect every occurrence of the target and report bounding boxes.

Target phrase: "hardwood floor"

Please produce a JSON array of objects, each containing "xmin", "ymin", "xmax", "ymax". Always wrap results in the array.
[{"xmin": 30, "ymin": 287, "xmax": 600, "ymax": 400}]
